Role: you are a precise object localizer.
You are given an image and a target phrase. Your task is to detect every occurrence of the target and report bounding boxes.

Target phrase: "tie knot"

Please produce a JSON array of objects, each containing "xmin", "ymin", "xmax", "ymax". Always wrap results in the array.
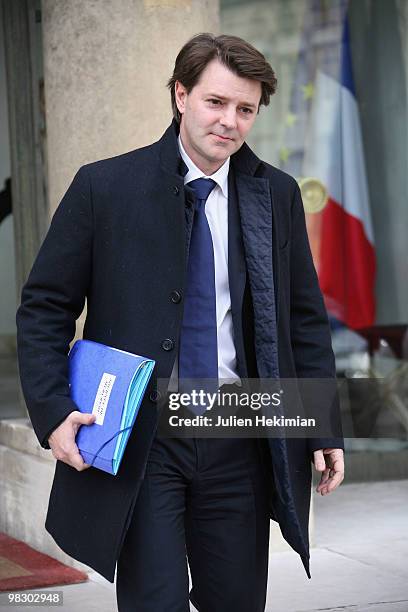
[{"xmin": 188, "ymin": 178, "xmax": 216, "ymax": 203}]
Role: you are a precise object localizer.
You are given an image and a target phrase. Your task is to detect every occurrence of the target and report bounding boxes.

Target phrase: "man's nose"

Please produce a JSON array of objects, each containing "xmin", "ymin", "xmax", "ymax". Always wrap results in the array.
[{"xmin": 219, "ymin": 107, "xmax": 237, "ymax": 130}]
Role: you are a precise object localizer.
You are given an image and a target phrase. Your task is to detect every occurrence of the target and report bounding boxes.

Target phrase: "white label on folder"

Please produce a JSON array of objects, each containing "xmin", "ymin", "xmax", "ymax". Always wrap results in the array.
[{"xmin": 92, "ymin": 372, "xmax": 116, "ymax": 425}]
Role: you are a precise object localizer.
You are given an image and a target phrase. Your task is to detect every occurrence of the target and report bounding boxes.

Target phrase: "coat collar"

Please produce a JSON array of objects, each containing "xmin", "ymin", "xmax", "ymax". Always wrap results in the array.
[
  {"xmin": 158, "ymin": 120, "xmax": 188, "ymax": 178},
  {"xmin": 158, "ymin": 119, "xmax": 265, "ymax": 179},
  {"xmin": 230, "ymin": 140, "xmax": 265, "ymax": 178}
]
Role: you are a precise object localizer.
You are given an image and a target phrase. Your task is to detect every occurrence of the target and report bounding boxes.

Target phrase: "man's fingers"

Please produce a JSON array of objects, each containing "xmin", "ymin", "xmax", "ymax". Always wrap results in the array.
[
  {"xmin": 63, "ymin": 452, "xmax": 91, "ymax": 472},
  {"xmin": 313, "ymin": 450, "xmax": 326, "ymax": 471},
  {"xmin": 313, "ymin": 448, "xmax": 345, "ymax": 495},
  {"xmin": 68, "ymin": 448, "xmax": 91, "ymax": 471},
  {"xmin": 318, "ymin": 467, "xmax": 330, "ymax": 486},
  {"xmin": 326, "ymin": 470, "xmax": 344, "ymax": 492},
  {"xmin": 317, "ymin": 468, "xmax": 344, "ymax": 495},
  {"xmin": 48, "ymin": 411, "xmax": 95, "ymax": 471},
  {"xmin": 68, "ymin": 411, "xmax": 96, "ymax": 436},
  {"xmin": 316, "ymin": 468, "xmax": 330, "ymax": 493},
  {"xmin": 69, "ymin": 411, "xmax": 96, "ymax": 426},
  {"xmin": 52, "ymin": 443, "xmax": 91, "ymax": 471}
]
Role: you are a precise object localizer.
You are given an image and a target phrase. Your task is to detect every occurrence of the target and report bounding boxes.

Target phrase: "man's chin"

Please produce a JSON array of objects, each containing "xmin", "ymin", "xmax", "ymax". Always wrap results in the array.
[{"xmin": 207, "ymin": 142, "xmax": 240, "ymax": 159}]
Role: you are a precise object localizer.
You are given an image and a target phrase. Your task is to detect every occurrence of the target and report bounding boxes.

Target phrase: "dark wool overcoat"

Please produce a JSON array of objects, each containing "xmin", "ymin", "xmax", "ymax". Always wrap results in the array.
[{"xmin": 16, "ymin": 120, "xmax": 344, "ymax": 582}]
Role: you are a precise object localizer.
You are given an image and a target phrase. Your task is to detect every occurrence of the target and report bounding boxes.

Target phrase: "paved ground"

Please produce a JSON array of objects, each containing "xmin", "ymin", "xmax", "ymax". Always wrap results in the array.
[{"xmin": 1, "ymin": 479, "xmax": 407, "ymax": 611}]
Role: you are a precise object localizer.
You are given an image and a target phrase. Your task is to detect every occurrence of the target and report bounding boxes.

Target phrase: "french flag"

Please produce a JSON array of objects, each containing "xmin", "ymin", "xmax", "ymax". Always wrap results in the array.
[{"xmin": 303, "ymin": 17, "xmax": 376, "ymax": 330}]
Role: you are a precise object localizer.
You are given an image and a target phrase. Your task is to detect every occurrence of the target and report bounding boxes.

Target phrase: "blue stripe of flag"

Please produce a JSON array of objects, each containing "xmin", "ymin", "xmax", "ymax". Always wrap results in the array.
[{"xmin": 341, "ymin": 17, "xmax": 356, "ymax": 96}]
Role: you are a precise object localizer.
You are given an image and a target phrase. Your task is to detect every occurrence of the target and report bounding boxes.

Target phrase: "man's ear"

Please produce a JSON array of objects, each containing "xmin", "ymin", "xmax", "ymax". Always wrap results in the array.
[{"xmin": 175, "ymin": 80, "xmax": 187, "ymax": 116}]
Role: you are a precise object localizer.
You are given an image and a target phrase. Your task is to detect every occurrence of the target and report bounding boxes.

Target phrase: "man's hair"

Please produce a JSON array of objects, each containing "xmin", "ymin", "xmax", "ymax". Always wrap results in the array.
[{"xmin": 167, "ymin": 33, "xmax": 277, "ymax": 123}]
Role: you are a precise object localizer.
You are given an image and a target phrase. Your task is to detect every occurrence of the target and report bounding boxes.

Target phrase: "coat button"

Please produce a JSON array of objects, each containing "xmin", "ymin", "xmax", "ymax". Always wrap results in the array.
[
  {"xmin": 161, "ymin": 338, "xmax": 174, "ymax": 351},
  {"xmin": 172, "ymin": 185, "xmax": 179, "ymax": 195},
  {"xmin": 170, "ymin": 290, "xmax": 182, "ymax": 304},
  {"xmin": 149, "ymin": 390, "xmax": 161, "ymax": 403}
]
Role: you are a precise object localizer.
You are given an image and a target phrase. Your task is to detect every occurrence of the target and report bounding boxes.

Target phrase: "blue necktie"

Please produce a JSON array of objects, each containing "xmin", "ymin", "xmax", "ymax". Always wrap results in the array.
[{"xmin": 179, "ymin": 178, "xmax": 218, "ymax": 415}]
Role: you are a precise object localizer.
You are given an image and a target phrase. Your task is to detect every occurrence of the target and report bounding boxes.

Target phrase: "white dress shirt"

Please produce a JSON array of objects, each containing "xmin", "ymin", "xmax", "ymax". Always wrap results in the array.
[{"xmin": 168, "ymin": 136, "xmax": 241, "ymax": 390}]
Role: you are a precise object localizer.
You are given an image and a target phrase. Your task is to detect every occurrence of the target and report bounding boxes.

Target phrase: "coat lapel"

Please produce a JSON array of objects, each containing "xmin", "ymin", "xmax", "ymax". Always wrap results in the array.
[
  {"xmin": 227, "ymin": 170, "xmax": 248, "ymax": 378},
  {"xmin": 156, "ymin": 122, "xmax": 192, "ymax": 276},
  {"xmin": 232, "ymin": 147, "xmax": 280, "ymax": 379}
]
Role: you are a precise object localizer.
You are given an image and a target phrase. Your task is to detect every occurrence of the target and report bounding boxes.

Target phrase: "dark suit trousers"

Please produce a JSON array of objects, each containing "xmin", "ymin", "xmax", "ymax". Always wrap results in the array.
[{"xmin": 116, "ymin": 402, "xmax": 271, "ymax": 612}]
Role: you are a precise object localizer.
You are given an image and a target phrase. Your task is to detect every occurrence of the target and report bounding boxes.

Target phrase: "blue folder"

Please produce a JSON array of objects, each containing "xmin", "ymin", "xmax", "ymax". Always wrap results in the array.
[{"xmin": 68, "ymin": 339, "xmax": 155, "ymax": 475}]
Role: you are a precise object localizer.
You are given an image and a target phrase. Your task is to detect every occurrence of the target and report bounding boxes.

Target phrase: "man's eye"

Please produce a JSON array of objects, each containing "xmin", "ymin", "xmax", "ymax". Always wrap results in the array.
[
  {"xmin": 208, "ymin": 99, "xmax": 222, "ymax": 105},
  {"xmin": 241, "ymin": 107, "xmax": 253, "ymax": 115}
]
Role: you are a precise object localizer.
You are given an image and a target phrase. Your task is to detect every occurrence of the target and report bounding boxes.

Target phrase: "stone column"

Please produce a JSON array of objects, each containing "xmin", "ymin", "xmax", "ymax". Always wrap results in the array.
[
  {"xmin": 2, "ymin": 0, "xmax": 46, "ymax": 292},
  {"xmin": 42, "ymin": 0, "xmax": 219, "ymax": 338},
  {"xmin": 1, "ymin": 0, "xmax": 220, "ymax": 564},
  {"xmin": 42, "ymin": 0, "xmax": 219, "ymax": 212}
]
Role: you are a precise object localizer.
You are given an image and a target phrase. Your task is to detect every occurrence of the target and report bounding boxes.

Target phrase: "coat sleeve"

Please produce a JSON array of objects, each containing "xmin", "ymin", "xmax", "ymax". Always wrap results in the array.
[
  {"xmin": 16, "ymin": 166, "xmax": 93, "ymax": 449},
  {"xmin": 289, "ymin": 183, "xmax": 344, "ymax": 456}
]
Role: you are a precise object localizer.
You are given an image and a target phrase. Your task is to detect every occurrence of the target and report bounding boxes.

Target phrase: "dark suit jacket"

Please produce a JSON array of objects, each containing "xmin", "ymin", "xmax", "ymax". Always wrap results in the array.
[{"xmin": 16, "ymin": 120, "xmax": 344, "ymax": 581}]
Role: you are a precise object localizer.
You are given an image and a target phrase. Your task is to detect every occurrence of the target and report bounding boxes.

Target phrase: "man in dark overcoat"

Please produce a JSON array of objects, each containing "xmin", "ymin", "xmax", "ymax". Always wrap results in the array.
[{"xmin": 16, "ymin": 33, "xmax": 344, "ymax": 612}]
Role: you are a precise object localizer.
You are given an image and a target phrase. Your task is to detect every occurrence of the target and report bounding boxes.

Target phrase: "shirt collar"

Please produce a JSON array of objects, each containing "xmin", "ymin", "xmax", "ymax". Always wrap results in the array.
[{"xmin": 178, "ymin": 135, "xmax": 229, "ymax": 198}]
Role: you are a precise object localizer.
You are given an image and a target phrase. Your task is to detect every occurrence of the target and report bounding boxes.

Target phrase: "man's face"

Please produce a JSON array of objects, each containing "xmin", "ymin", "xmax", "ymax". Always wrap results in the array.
[{"xmin": 175, "ymin": 59, "xmax": 262, "ymax": 175}]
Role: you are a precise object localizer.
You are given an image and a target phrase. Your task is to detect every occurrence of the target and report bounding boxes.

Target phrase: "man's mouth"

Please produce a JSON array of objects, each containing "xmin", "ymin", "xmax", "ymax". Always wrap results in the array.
[{"xmin": 212, "ymin": 133, "xmax": 233, "ymax": 141}]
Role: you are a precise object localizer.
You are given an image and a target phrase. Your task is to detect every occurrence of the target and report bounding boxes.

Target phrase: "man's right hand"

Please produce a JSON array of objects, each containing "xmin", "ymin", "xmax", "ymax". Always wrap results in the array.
[{"xmin": 48, "ymin": 411, "xmax": 96, "ymax": 471}]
